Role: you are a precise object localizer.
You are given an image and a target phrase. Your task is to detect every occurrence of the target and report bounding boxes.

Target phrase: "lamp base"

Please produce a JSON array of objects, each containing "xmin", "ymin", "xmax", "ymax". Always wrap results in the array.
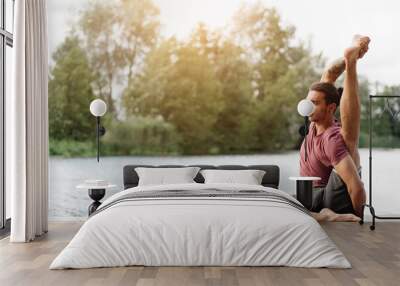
[
  {"xmin": 296, "ymin": 180, "xmax": 313, "ymax": 210},
  {"xmin": 88, "ymin": 189, "xmax": 105, "ymax": 215}
]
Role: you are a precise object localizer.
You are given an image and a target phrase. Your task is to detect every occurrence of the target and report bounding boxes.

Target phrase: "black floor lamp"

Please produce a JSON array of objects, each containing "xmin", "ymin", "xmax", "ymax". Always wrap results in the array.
[{"xmin": 364, "ymin": 94, "xmax": 400, "ymax": 230}]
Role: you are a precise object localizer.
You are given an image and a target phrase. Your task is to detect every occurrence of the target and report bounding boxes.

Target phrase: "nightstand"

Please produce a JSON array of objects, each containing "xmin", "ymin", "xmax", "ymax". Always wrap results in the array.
[
  {"xmin": 76, "ymin": 183, "xmax": 117, "ymax": 216},
  {"xmin": 289, "ymin": 177, "xmax": 321, "ymax": 210}
]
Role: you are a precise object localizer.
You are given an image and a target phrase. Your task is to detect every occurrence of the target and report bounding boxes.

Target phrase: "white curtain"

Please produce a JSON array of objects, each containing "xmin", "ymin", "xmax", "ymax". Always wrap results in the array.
[{"xmin": 7, "ymin": 0, "xmax": 49, "ymax": 242}]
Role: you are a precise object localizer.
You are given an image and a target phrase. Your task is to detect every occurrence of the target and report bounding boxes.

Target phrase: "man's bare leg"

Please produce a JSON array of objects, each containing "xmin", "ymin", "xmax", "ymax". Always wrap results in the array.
[
  {"xmin": 320, "ymin": 35, "xmax": 369, "ymax": 84},
  {"xmin": 341, "ymin": 36, "xmax": 370, "ymax": 168},
  {"xmin": 312, "ymin": 208, "xmax": 361, "ymax": 222}
]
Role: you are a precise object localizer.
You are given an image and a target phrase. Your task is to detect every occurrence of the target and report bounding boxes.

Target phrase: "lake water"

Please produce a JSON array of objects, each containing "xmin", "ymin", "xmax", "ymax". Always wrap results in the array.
[{"xmin": 49, "ymin": 148, "xmax": 400, "ymax": 220}]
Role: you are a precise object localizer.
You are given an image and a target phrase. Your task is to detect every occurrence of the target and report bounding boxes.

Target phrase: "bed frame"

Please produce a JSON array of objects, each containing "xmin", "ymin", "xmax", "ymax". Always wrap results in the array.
[{"xmin": 123, "ymin": 165, "xmax": 280, "ymax": 189}]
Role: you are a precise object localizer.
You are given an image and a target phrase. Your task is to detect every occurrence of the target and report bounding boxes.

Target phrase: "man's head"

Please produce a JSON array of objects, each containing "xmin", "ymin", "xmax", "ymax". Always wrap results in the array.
[{"xmin": 306, "ymin": 82, "xmax": 341, "ymax": 123}]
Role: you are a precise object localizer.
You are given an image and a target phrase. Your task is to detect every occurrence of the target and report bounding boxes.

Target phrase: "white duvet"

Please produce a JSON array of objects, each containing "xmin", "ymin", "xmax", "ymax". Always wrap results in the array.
[{"xmin": 50, "ymin": 183, "xmax": 351, "ymax": 269}]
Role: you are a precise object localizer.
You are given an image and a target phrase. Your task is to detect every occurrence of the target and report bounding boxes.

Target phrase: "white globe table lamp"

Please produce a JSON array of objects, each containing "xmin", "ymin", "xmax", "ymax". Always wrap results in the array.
[
  {"xmin": 90, "ymin": 99, "xmax": 107, "ymax": 117},
  {"xmin": 297, "ymin": 99, "xmax": 315, "ymax": 161},
  {"xmin": 90, "ymin": 99, "xmax": 107, "ymax": 162},
  {"xmin": 297, "ymin": 99, "xmax": 315, "ymax": 117}
]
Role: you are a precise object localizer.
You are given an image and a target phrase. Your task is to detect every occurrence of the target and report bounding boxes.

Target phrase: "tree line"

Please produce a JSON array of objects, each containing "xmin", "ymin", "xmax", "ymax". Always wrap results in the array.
[{"xmin": 48, "ymin": 0, "xmax": 400, "ymax": 157}]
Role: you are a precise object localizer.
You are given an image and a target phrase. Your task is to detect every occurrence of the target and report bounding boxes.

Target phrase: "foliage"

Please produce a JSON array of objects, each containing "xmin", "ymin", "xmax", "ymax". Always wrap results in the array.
[
  {"xmin": 359, "ymin": 84, "xmax": 400, "ymax": 148},
  {"xmin": 123, "ymin": 32, "xmax": 227, "ymax": 154},
  {"xmin": 122, "ymin": 6, "xmax": 322, "ymax": 154},
  {"xmin": 78, "ymin": 0, "xmax": 160, "ymax": 115},
  {"xmin": 231, "ymin": 3, "xmax": 323, "ymax": 151},
  {"xmin": 48, "ymin": 35, "xmax": 95, "ymax": 141},
  {"xmin": 49, "ymin": 1, "xmax": 400, "ymax": 157},
  {"xmin": 102, "ymin": 116, "xmax": 181, "ymax": 155},
  {"xmin": 49, "ymin": 139, "xmax": 95, "ymax": 157}
]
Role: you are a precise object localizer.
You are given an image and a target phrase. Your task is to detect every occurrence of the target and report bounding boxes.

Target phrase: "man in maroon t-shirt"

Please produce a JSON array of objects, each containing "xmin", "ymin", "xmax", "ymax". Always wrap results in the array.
[{"xmin": 300, "ymin": 35, "xmax": 370, "ymax": 220}]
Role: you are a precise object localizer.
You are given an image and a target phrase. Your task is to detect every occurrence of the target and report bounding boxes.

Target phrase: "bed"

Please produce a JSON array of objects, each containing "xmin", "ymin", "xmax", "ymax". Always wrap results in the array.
[{"xmin": 49, "ymin": 165, "xmax": 350, "ymax": 269}]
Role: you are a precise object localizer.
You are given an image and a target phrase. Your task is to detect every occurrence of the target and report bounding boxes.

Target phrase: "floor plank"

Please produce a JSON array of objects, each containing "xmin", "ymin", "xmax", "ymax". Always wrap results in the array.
[{"xmin": 0, "ymin": 222, "xmax": 399, "ymax": 286}]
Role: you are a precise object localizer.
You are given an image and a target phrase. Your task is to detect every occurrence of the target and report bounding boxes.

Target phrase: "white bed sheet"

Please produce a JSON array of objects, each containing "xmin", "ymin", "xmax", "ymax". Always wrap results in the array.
[{"xmin": 50, "ymin": 183, "xmax": 350, "ymax": 269}]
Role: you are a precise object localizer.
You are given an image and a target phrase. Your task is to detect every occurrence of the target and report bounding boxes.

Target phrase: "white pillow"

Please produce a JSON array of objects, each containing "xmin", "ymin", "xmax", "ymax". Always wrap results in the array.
[
  {"xmin": 200, "ymin": 169, "xmax": 266, "ymax": 185},
  {"xmin": 135, "ymin": 167, "xmax": 201, "ymax": 186}
]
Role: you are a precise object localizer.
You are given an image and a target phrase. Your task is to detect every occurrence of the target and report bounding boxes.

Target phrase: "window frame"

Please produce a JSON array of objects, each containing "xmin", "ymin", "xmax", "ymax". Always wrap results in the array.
[{"xmin": 0, "ymin": 0, "xmax": 14, "ymax": 234}]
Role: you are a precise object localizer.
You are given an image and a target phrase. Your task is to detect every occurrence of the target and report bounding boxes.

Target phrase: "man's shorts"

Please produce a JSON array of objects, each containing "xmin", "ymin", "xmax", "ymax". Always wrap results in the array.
[{"xmin": 311, "ymin": 167, "xmax": 362, "ymax": 214}]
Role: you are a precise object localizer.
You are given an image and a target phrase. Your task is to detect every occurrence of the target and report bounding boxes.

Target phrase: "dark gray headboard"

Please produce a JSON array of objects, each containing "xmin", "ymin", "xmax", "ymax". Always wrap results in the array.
[{"xmin": 123, "ymin": 165, "xmax": 280, "ymax": 189}]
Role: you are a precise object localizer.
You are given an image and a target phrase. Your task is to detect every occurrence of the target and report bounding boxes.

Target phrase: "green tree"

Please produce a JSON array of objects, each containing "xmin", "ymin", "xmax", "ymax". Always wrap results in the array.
[
  {"xmin": 122, "ymin": 38, "xmax": 177, "ymax": 117},
  {"xmin": 231, "ymin": 2, "xmax": 323, "ymax": 151},
  {"xmin": 79, "ymin": 0, "xmax": 119, "ymax": 114},
  {"xmin": 48, "ymin": 35, "xmax": 95, "ymax": 141},
  {"xmin": 380, "ymin": 85, "xmax": 400, "ymax": 139},
  {"xmin": 189, "ymin": 24, "xmax": 255, "ymax": 153},
  {"xmin": 123, "ymin": 35, "xmax": 225, "ymax": 154},
  {"xmin": 117, "ymin": 0, "xmax": 160, "ymax": 84},
  {"xmin": 360, "ymin": 84, "xmax": 400, "ymax": 147},
  {"xmin": 78, "ymin": 0, "xmax": 160, "ymax": 115}
]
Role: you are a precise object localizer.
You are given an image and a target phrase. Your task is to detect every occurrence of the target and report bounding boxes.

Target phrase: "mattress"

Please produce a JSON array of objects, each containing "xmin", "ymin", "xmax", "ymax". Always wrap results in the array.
[{"xmin": 50, "ymin": 183, "xmax": 350, "ymax": 269}]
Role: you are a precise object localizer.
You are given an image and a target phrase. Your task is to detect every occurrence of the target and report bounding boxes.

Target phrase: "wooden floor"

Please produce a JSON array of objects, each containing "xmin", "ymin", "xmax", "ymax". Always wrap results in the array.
[{"xmin": 0, "ymin": 222, "xmax": 399, "ymax": 286}]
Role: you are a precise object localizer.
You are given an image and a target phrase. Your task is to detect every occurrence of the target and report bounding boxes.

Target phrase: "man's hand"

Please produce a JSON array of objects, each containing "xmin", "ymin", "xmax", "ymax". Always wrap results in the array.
[{"xmin": 334, "ymin": 154, "xmax": 366, "ymax": 218}]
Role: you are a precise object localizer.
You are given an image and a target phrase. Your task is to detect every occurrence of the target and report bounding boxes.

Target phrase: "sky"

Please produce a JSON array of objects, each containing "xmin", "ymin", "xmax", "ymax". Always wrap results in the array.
[{"xmin": 48, "ymin": 0, "xmax": 400, "ymax": 87}]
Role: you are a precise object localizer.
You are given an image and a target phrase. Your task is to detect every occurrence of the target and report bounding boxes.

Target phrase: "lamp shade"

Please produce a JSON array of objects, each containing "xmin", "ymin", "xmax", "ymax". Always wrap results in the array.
[
  {"xmin": 297, "ymin": 99, "xmax": 315, "ymax": 117},
  {"xmin": 90, "ymin": 99, "xmax": 107, "ymax": 117}
]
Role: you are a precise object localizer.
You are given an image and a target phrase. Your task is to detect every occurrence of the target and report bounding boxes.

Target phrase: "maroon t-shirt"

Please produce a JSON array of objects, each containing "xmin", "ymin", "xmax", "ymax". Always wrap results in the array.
[{"xmin": 300, "ymin": 120, "xmax": 349, "ymax": 187}]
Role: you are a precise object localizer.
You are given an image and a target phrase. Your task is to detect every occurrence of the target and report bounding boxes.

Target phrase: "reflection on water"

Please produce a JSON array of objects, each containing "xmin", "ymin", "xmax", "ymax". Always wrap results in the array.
[{"xmin": 49, "ymin": 148, "xmax": 400, "ymax": 220}]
